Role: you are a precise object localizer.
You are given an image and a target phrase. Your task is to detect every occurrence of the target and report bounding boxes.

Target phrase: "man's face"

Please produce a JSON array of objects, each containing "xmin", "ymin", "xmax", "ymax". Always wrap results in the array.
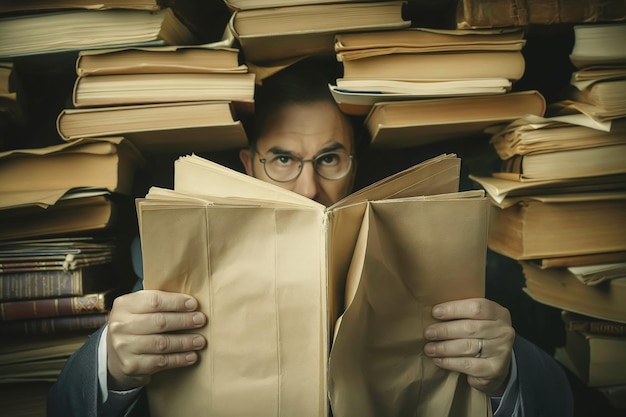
[{"xmin": 240, "ymin": 101, "xmax": 356, "ymax": 206}]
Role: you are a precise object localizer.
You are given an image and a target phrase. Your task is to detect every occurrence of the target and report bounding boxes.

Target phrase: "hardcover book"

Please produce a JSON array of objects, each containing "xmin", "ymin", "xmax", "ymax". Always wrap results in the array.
[
  {"xmin": 229, "ymin": 1, "xmax": 410, "ymax": 64},
  {"xmin": 364, "ymin": 90, "xmax": 546, "ymax": 148},
  {"xmin": 0, "ymin": 8, "xmax": 197, "ymax": 58}
]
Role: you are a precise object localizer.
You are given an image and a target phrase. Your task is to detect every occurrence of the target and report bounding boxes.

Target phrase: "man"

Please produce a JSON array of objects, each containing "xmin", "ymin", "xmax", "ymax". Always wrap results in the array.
[{"xmin": 48, "ymin": 65, "xmax": 573, "ymax": 417}]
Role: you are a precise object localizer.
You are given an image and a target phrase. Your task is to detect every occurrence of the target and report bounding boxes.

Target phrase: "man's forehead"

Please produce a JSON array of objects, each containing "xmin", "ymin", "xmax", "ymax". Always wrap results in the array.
[{"xmin": 257, "ymin": 102, "xmax": 352, "ymax": 153}]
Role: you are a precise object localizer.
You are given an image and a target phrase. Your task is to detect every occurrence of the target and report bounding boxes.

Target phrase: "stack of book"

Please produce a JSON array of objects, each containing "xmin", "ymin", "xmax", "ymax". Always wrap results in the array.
[
  {"xmin": 0, "ymin": 137, "xmax": 144, "ymax": 404},
  {"xmin": 225, "ymin": 0, "xmax": 410, "ymax": 78},
  {"xmin": 56, "ymin": 44, "xmax": 255, "ymax": 153},
  {"xmin": 328, "ymin": 27, "xmax": 548, "ymax": 148},
  {"xmin": 552, "ymin": 23, "xmax": 626, "ymax": 123},
  {"xmin": 469, "ymin": 21, "xmax": 626, "ymax": 403}
]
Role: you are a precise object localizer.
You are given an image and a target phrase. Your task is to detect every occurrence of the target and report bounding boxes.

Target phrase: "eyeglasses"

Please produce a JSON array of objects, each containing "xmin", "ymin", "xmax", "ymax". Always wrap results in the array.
[{"xmin": 257, "ymin": 149, "xmax": 354, "ymax": 183}]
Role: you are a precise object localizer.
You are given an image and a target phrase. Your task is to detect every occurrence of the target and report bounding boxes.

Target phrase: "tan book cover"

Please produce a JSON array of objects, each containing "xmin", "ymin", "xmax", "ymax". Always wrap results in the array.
[
  {"xmin": 488, "ymin": 192, "xmax": 626, "ymax": 260},
  {"xmin": 0, "ymin": 137, "xmax": 144, "ymax": 198},
  {"xmin": 469, "ymin": 173, "xmax": 626, "ymax": 206},
  {"xmin": 365, "ymin": 90, "xmax": 545, "ymax": 148},
  {"xmin": 522, "ymin": 261, "xmax": 626, "ymax": 324},
  {"xmin": 535, "ymin": 251, "xmax": 626, "ymax": 269},
  {"xmin": 335, "ymin": 27, "xmax": 526, "ymax": 61},
  {"xmin": 229, "ymin": 1, "xmax": 410, "ymax": 63},
  {"xmin": 341, "ymin": 51, "xmax": 525, "ymax": 81},
  {"xmin": 76, "ymin": 45, "xmax": 247, "ymax": 76},
  {"xmin": 0, "ymin": 194, "xmax": 121, "ymax": 244},
  {"xmin": 560, "ymin": 326, "xmax": 626, "ymax": 387},
  {"xmin": 57, "ymin": 101, "xmax": 248, "ymax": 153},
  {"xmin": 493, "ymin": 143, "xmax": 626, "ymax": 182},
  {"xmin": 72, "ymin": 72, "xmax": 255, "ymax": 108},
  {"xmin": 0, "ymin": 8, "xmax": 197, "ymax": 58},
  {"xmin": 0, "ymin": 0, "xmax": 161, "ymax": 13}
]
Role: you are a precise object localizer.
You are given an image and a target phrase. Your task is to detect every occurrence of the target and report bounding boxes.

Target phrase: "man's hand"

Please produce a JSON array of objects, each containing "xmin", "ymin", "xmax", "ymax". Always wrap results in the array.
[
  {"xmin": 423, "ymin": 298, "xmax": 515, "ymax": 396},
  {"xmin": 106, "ymin": 290, "xmax": 207, "ymax": 391}
]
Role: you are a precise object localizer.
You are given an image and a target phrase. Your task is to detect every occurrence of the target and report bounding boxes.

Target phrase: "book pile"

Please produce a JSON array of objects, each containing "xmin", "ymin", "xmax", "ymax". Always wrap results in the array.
[
  {"xmin": 469, "ymin": 21, "xmax": 626, "ymax": 404},
  {"xmin": 0, "ymin": 137, "xmax": 144, "ymax": 413},
  {"xmin": 552, "ymin": 23, "xmax": 626, "ymax": 123},
  {"xmin": 328, "ymin": 27, "xmax": 548, "ymax": 148},
  {"xmin": 225, "ymin": 0, "xmax": 410, "ymax": 78},
  {"xmin": 56, "ymin": 44, "xmax": 255, "ymax": 153}
]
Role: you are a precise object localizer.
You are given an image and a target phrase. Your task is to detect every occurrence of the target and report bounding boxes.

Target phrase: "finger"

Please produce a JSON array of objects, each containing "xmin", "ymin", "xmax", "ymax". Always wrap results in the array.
[
  {"xmin": 424, "ymin": 338, "xmax": 485, "ymax": 358},
  {"xmin": 424, "ymin": 318, "xmax": 489, "ymax": 341},
  {"xmin": 118, "ymin": 333, "xmax": 207, "ymax": 356},
  {"xmin": 110, "ymin": 310, "xmax": 207, "ymax": 335},
  {"xmin": 114, "ymin": 290, "xmax": 201, "ymax": 314},
  {"xmin": 432, "ymin": 298, "xmax": 508, "ymax": 321},
  {"xmin": 429, "ymin": 355, "xmax": 494, "ymax": 378},
  {"xmin": 116, "ymin": 350, "xmax": 202, "ymax": 379}
]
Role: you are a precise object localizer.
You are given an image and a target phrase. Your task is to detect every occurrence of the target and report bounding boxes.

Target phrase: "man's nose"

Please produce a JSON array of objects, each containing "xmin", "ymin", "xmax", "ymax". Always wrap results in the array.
[{"xmin": 292, "ymin": 161, "xmax": 319, "ymax": 200}]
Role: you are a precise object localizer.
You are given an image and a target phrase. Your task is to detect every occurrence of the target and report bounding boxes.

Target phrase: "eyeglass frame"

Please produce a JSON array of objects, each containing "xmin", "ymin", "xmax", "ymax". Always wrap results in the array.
[{"xmin": 253, "ymin": 148, "xmax": 354, "ymax": 183}]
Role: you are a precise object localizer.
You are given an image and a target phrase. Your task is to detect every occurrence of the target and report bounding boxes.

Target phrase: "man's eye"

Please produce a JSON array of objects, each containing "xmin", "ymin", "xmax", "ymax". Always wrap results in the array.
[
  {"xmin": 272, "ymin": 155, "xmax": 295, "ymax": 166},
  {"xmin": 317, "ymin": 153, "xmax": 340, "ymax": 166}
]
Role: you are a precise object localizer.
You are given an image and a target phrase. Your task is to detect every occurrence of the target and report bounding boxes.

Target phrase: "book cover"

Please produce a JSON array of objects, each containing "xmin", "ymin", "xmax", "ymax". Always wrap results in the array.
[
  {"xmin": 75, "ymin": 45, "xmax": 246, "ymax": 76},
  {"xmin": 0, "ymin": 137, "xmax": 145, "ymax": 198},
  {"xmin": 0, "ymin": 313, "xmax": 108, "ymax": 336},
  {"xmin": 57, "ymin": 101, "xmax": 248, "ymax": 153},
  {"xmin": 0, "ymin": 8, "xmax": 197, "ymax": 58},
  {"xmin": 0, "ymin": 290, "xmax": 118, "ymax": 321},
  {"xmin": 562, "ymin": 311, "xmax": 626, "ymax": 338},
  {"xmin": 521, "ymin": 261, "xmax": 626, "ymax": 324},
  {"xmin": 72, "ymin": 72, "xmax": 255, "ymax": 108},
  {"xmin": 230, "ymin": 1, "xmax": 410, "ymax": 63},
  {"xmin": 456, "ymin": 0, "xmax": 626, "ymax": 29},
  {"xmin": 494, "ymin": 143, "xmax": 626, "ymax": 181},
  {"xmin": 488, "ymin": 191, "xmax": 626, "ymax": 260},
  {"xmin": 562, "ymin": 327, "xmax": 626, "ymax": 387},
  {"xmin": 0, "ymin": 0, "xmax": 162, "ymax": 13},
  {"xmin": 0, "ymin": 263, "xmax": 116, "ymax": 301},
  {"xmin": 364, "ymin": 90, "xmax": 546, "ymax": 148}
]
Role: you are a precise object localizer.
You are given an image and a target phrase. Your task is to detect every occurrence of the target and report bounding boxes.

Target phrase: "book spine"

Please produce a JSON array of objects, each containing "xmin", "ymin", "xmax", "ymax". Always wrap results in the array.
[
  {"xmin": 0, "ymin": 270, "xmax": 81, "ymax": 301},
  {"xmin": 0, "ymin": 293, "xmax": 107, "ymax": 321},
  {"xmin": 499, "ymin": 154, "xmax": 523, "ymax": 174},
  {"xmin": 566, "ymin": 320, "xmax": 626, "ymax": 338},
  {"xmin": 457, "ymin": 0, "xmax": 626, "ymax": 28},
  {"xmin": 0, "ymin": 314, "xmax": 108, "ymax": 336}
]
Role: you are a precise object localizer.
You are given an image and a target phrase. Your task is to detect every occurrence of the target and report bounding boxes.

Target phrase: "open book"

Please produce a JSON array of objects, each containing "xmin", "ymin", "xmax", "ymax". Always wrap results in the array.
[{"xmin": 136, "ymin": 153, "xmax": 490, "ymax": 417}]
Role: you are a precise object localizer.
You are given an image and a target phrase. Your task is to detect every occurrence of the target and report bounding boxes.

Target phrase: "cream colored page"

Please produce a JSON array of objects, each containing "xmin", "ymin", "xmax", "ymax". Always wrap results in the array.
[
  {"xmin": 139, "ymin": 199, "xmax": 328, "ymax": 417},
  {"xmin": 174, "ymin": 154, "xmax": 320, "ymax": 207},
  {"xmin": 329, "ymin": 194, "xmax": 491, "ymax": 417}
]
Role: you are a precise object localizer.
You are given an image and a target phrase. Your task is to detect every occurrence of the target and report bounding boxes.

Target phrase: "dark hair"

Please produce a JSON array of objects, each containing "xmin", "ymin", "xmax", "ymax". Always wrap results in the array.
[{"xmin": 248, "ymin": 60, "xmax": 346, "ymax": 139}]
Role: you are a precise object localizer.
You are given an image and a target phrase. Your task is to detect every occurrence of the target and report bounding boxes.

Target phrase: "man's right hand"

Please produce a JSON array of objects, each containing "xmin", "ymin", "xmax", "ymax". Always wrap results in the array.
[{"xmin": 106, "ymin": 290, "xmax": 207, "ymax": 391}]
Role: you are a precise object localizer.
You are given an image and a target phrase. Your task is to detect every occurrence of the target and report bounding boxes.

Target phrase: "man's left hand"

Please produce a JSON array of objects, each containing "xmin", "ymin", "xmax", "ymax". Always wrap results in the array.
[{"xmin": 423, "ymin": 298, "xmax": 515, "ymax": 396}]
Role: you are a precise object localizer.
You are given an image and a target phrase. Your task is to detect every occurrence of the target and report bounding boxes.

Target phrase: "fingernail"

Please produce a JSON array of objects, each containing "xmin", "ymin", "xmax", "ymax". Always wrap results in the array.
[
  {"xmin": 192, "ymin": 313, "xmax": 204, "ymax": 325},
  {"xmin": 185, "ymin": 353, "xmax": 197, "ymax": 362},
  {"xmin": 424, "ymin": 343, "xmax": 435, "ymax": 356},
  {"xmin": 185, "ymin": 298, "xmax": 196, "ymax": 310},
  {"xmin": 433, "ymin": 306, "xmax": 444, "ymax": 318},
  {"xmin": 424, "ymin": 328, "xmax": 436, "ymax": 339},
  {"xmin": 193, "ymin": 336, "xmax": 204, "ymax": 348}
]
